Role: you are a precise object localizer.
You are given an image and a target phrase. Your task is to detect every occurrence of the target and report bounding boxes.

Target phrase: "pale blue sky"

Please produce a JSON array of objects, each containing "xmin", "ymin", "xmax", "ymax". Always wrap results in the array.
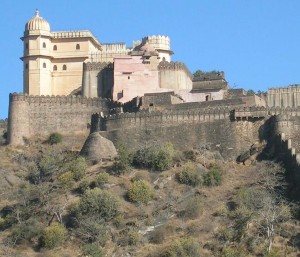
[{"xmin": 1, "ymin": 0, "xmax": 300, "ymax": 118}]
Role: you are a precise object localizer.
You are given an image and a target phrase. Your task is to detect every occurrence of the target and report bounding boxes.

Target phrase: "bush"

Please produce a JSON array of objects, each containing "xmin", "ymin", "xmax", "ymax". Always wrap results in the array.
[
  {"xmin": 95, "ymin": 172, "xmax": 109, "ymax": 188},
  {"xmin": 127, "ymin": 180, "xmax": 153, "ymax": 205},
  {"xmin": 79, "ymin": 188, "xmax": 120, "ymax": 221},
  {"xmin": 82, "ymin": 243, "xmax": 104, "ymax": 257},
  {"xmin": 63, "ymin": 157, "xmax": 87, "ymax": 181},
  {"xmin": 48, "ymin": 133, "xmax": 62, "ymax": 144},
  {"xmin": 58, "ymin": 171, "xmax": 74, "ymax": 190},
  {"xmin": 111, "ymin": 144, "xmax": 132, "ymax": 174},
  {"xmin": 128, "ymin": 231, "xmax": 140, "ymax": 245},
  {"xmin": 220, "ymin": 247, "xmax": 247, "ymax": 257},
  {"xmin": 42, "ymin": 223, "xmax": 66, "ymax": 249},
  {"xmin": 180, "ymin": 195, "xmax": 202, "ymax": 219},
  {"xmin": 78, "ymin": 179, "xmax": 90, "ymax": 194},
  {"xmin": 133, "ymin": 143, "xmax": 174, "ymax": 171},
  {"xmin": 9, "ymin": 220, "xmax": 42, "ymax": 245},
  {"xmin": 164, "ymin": 237, "xmax": 201, "ymax": 257},
  {"xmin": 203, "ymin": 165, "xmax": 222, "ymax": 186},
  {"xmin": 75, "ymin": 217, "xmax": 108, "ymax": 245},
  {"xmin": 176, "ymin": 162, "xmax": 202, "ymax": 186}
]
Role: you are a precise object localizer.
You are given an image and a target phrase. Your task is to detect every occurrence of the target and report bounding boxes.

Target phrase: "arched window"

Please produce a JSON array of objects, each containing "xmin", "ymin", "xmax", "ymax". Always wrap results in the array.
[
  {"xmin": 53, "ymin": 65, "xmax": 57, "ymax": 71},
  {"xmin": 43, "ymin": 42, "xmax": 46, "ymax": 48},
  {"xmin": 76, "ymin": 44, "xmax": 80, "ymax": 50},
  {"xmin": 25, "ymin": 63, "xmax": 28, "ymax": 69},
  {"xmin": 43, "ymin": 62, "xmax": 46, "ymax": 68},
  {"xmin": 63, "ymin": 65, "xmax": 67, "ymax": 71},
  {"xmin": 53, "ymin": 45, "xmax": 57, "ymax": 51}
]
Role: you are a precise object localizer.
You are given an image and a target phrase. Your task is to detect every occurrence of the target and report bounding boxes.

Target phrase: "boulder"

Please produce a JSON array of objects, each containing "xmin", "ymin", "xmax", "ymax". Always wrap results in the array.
[{"xmin": 80, "ymin": 132, "xmax": 117, "ymax": 163}]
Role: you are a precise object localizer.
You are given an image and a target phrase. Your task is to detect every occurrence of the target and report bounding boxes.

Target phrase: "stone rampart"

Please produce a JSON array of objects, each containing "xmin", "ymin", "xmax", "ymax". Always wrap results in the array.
[
  {"xmin": 273, "ymin": 134, "xmax": 300, "ymax": 193},
  {"xmin": 8, "ymin": 93, "xmax": 116, "ymax": 145},
  {"xmin": 101, "ymin": 108, "xmax": 231, "ymax": 131}
]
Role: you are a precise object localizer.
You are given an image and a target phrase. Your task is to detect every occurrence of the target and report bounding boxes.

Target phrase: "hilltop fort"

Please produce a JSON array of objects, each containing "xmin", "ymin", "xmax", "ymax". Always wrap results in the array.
[{"xmin": 4, "ymin": 11, "xmax": 300, "ymax": 174}]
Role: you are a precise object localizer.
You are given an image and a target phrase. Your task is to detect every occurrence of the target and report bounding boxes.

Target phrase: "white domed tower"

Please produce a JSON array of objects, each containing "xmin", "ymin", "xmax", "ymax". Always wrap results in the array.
[
  {"xmin": 21, "ymin": 10, "xmax": 52, "ymax": 95},
  {"xmin": 141, "ymin": 35, "xmax": 173, "ymax": 62}
]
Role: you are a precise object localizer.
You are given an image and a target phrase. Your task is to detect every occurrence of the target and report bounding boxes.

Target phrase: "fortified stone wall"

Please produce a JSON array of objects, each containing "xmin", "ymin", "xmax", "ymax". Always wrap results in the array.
[
  {"xmin": 8, "ymin": 93, "xmax": 117, "ymax": 145},
  {"xmin": 94, "ymin": 106, "xmax": 269, "ymax": 160},
  {"xmin": 82, "ymin": 62, "xmax": 114, "ymax": 98}
]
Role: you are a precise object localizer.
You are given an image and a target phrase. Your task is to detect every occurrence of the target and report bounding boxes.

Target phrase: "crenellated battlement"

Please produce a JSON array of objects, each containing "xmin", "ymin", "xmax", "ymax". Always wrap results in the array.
[
  {"xmin": 9, "ymin": 93, "xmax": 116, "ymax": 107},
  {"xmin": 142, "ymin": 35, "xmax": 171, "ymax": 51},
  {"xmin": 83, "ymin": 62, "xmax": 113, "ymax": 71}
]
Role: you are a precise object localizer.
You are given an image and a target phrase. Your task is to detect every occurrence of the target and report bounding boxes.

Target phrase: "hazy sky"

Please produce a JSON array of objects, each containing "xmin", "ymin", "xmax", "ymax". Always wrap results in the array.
[{"xmin": 1, "ymin": 0, "xmax": 300, "ymax": 118}]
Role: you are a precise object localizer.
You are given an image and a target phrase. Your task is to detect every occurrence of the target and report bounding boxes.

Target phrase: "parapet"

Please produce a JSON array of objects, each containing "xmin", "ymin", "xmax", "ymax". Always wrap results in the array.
[
  {"xmin": 9, "ymin": 93, "xmax": 115, "ymax": 107},
  {"xmin": 142, "ymin": 35, "xmax": 171, "ymax": 51},
  {"xmin": 83, "ymin": 62, "xmax": 113, "ymax": 71},
  {"xmin": 158, "ymin": 61, "xmax": 193, "ymax": 79}
]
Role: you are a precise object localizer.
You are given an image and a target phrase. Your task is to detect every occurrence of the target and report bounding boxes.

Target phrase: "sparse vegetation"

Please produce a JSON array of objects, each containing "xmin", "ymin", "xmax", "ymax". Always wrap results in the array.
[{"xmin": 0, "ymin": 140, "xmax": 298, "ymax": 257}]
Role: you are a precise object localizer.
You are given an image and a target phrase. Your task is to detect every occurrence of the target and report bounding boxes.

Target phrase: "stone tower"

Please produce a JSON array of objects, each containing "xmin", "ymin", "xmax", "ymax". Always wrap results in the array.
[{"xmin": 21, "ymin": 10, "xmax": 52, "ymax": 95}]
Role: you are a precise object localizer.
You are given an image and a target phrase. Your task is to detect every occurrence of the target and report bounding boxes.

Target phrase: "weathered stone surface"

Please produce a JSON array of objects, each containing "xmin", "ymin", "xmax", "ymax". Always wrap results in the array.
[{"xmin": 80, "ymin": 132, "xmax": 117, "ymax": 163}]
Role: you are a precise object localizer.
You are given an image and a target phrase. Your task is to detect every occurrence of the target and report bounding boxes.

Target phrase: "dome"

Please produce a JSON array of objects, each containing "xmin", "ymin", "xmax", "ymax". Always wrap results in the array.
[{"xmin": 25, "ymin": 10, "xmax": 50, "ymax": 32}]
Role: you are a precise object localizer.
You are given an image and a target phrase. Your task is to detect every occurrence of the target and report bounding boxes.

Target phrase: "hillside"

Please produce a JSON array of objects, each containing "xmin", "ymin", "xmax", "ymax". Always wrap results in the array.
[{"xmin": 0, "ymin": 135, "xmax": 299, "ymax": 257}]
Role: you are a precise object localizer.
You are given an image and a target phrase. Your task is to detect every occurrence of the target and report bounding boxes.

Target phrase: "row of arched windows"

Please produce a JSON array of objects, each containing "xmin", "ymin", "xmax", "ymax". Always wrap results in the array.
[
  {"xmin": 53, "ymin": 65, "xmax": 67, "ymax": 71},
  {"xmin": 52, "ymin": 44, "xmax": 80, "ymax": 51},
  {"xmin": 25, "ymin": 63, "xmax": 67, "ymax": 71}
]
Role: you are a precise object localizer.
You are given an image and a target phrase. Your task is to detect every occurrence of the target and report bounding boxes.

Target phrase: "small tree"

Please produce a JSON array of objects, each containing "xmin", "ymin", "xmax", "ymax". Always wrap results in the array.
[
  {"xmin": 48, "ymin": 133, "xmax": 62, "ymax": 144},
  {"xmin": 127, "ymin": 180, "xmax": 153, "ymax": 205},
  {"xmin": 176, "ymin": 162, "xmax": 202, "ymax": 187},
  {"xmin": 79, "ymin": 188, "xmax": 120, "ymax": 221},
  {"xmin": 42, "ymin": 223, "xmax": 66, "ymax": 249},
  {"xmin": 82, "ymin": 243, "xmax": 104, "ymax": 257},
  {"xmin": 203, "ymin": 165, "xmax": 222, "ymax": 186},
  {"xmin": 95, "ymin": 172, "xmax": 110, "ymax": 188}
]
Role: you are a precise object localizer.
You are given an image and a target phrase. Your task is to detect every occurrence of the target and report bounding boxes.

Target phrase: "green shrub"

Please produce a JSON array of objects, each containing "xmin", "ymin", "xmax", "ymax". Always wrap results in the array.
[
  {"xmin": 128, "ymin": 231, "xmax": 140, "ymax": 245},
  {"xmin": 9, "ymin": 220, "xmax": 42, "ymax": 245},
  {"xmin": 95, "ymin": 172, "xmax": 109, "ymax": 188},
  {"xmin": 76, "ymin": 217, "xmax": 108, "ymax": 245},
  {"xmin": 133, "ymin": 143, "xmax": 174, "ymax": 171},
  {"xmin": 203, "ymin": 165, "xmax": 222, "ymax": 186},
  {"xmin": 42, "ymin": 223, "xmax": 66, "ymax": 249},
  {"xmin": 164, "ymin": 237, "xmax": 201, "ymax": 257},
  {"xmin": 78, "ymin": 179, "xmax": 90, "ymax": 194},
  {"xmin": 220, "ymin": 246, "xmax": 247, "ymax": 257},
  {"xmin": 111, "ymin": 144, "xmax": 132, "ymax": 174},
  {"xmin": 79, "ymin": 188, "xmax": 120, "ymax": 220},
  {"xmin": 176, "ymin": 162, "xmax": 202, "ymax": 186},
  {"xmin": 58, "ymin": 171, "xmax": 74, "ymax": 190},
  {"xmin": 48, "ymin": 133, "xmax": 62, "ymax": 144},
  {"xmin": 82, "ymin": 243, "xmax": 104, "ymax": 257},
  {"xmin": 63, "ymin": 157, "xmax": 87, "ymax": 181},
  {"xmin": 127, "ymin": 180, "xmax": 153, "ymax": 205}
]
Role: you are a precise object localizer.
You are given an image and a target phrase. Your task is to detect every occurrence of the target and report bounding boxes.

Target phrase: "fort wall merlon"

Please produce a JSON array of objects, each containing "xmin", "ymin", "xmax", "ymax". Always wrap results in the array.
[{"xmin": 7, "ymin": 93, "xmax": 119, "ymax": 145}]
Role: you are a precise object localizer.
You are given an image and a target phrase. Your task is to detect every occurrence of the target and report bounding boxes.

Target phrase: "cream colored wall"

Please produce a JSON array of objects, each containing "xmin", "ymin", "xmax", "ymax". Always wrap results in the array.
[{"xmin": 159, "ymin": 69, "xmax": 192, "ymax": 90}]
